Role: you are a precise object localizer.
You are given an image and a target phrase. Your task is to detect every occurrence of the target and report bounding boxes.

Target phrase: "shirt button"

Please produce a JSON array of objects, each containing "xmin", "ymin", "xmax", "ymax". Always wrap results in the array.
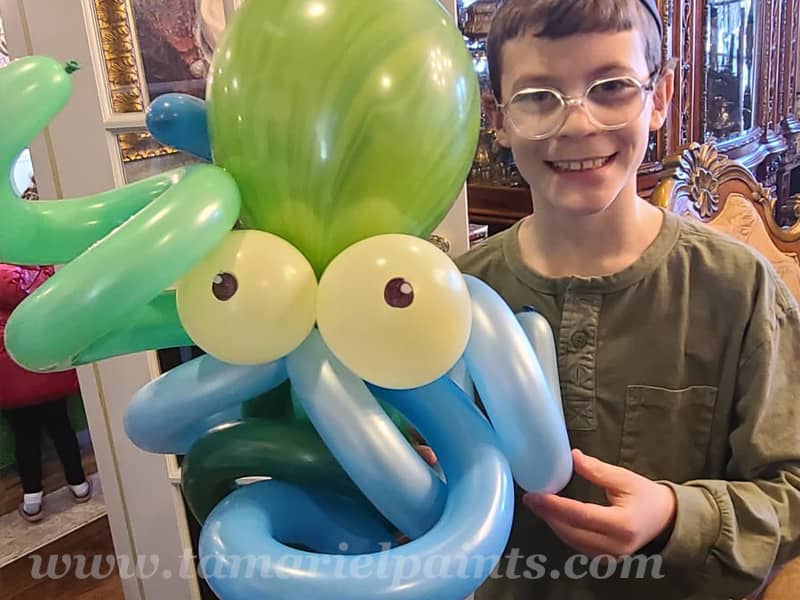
[{"xmin": 571, "ymin": 331, "xmax": 589, "ymax": 349}]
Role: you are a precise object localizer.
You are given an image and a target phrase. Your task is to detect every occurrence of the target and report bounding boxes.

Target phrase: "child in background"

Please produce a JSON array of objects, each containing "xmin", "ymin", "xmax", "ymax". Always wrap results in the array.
[{"xmin": 1, "ymin": 263, "xmax": 91, "ymax": 522}]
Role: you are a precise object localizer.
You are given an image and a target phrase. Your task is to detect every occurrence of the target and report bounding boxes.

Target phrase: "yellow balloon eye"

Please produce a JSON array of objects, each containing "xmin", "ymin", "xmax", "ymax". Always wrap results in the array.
[
  {"xmin": 176, "ymin": 230, "xmax": 318, "ymax": 365},
  {"xmin": 384, "ymin": 278, "xmax": 415, "ymax": 308},
  {"xmin": 316, "ymin": 234, "xmax": 472, "ymax": 389},
  {"xmin": 211, "ymin": 272, "xmax": 238, "ymax": 301}
]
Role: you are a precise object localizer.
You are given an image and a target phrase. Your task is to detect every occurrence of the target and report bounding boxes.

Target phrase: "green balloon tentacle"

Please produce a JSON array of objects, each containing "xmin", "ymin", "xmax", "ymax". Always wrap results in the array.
[
  {"xmin": 0, "ymin": 57, "xmax": 194, "ymax": 265},
  {"xmin": 1, "ymin": 56, "xmax": 239, "ymax": 370},
  {"xmin": 0, "ymin": 171, "xmax": 191, "ymax": 266},
  {"xmin": 5, "ymin": 165, "xmax": 241, "ymax": 371},
  {"xmin": 0, "ymin": 56, "xmax": 72, "ymax": 172},
  {"xmin": 74, "ymin": 290, "xmax": 193, "ymax": 366}
]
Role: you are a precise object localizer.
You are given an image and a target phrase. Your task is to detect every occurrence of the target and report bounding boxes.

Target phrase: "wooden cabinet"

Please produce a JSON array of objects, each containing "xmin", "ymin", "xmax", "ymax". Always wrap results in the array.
[{"xmin": 459, "ymin": 0, "xmax": 800, "ymax": 233}]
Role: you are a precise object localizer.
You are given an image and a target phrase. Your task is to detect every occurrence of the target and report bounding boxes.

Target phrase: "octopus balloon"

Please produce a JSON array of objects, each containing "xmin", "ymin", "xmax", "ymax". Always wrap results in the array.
[{"xmin": 0, "ymin": 1, "xmax": 572, "ymax": 599}]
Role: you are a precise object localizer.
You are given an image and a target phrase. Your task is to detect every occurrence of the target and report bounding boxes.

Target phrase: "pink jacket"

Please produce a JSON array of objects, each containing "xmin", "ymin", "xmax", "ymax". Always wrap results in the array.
[{"xmin": 0, "ymin": 264, "xmax": 79, "ymax": 409}]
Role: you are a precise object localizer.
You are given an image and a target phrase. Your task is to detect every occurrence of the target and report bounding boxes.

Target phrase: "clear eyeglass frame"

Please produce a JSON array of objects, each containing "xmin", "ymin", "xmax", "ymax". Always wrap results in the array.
[{"xmin": 496, "ymin": 71, "xmax": 661, "ymax": 141}]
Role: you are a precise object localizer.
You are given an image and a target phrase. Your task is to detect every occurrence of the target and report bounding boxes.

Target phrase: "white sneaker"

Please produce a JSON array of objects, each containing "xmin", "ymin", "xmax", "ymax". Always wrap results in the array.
[
  {"xmin": 69, "ymin": 479, "xmax": 92, "ymax": 503},
  {"xmin": 19, "ymin": 491, "xmax": 44, "ymax": 523}
]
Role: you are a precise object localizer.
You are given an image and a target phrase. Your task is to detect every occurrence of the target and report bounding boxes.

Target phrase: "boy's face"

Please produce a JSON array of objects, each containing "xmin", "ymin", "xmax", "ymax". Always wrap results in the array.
[{"xmin": 494, "ymin": 30, "xmax": 674, "ymax": 216}]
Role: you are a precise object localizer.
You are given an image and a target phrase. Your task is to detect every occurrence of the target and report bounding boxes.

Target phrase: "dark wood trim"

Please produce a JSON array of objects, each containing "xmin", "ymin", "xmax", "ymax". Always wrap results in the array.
[{"xmin": 467, "ymin": 184, "xmax": 532, "ymax": 233}]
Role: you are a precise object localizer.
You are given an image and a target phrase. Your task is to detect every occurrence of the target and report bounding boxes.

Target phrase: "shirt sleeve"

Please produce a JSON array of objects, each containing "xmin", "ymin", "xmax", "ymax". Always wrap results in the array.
[{"xmin": 657, "ymin": 267, "xmax": 800, "ymax": 597}]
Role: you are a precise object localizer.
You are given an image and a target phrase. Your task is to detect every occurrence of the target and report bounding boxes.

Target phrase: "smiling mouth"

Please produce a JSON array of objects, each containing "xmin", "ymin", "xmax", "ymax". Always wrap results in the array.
[{"xmin": 546, "ymin": 154, "xmax": 616, "ymax": 173}]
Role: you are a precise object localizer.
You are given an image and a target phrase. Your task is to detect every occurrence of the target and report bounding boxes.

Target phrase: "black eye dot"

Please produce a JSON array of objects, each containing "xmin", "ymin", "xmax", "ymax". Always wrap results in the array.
[
  {"xmin": 384, "ymin": 278, "xmax": 414, "ymax": 308},
  {"xmin": 212, "ymin": 272, "xmax": 238, "ymax": 301}
]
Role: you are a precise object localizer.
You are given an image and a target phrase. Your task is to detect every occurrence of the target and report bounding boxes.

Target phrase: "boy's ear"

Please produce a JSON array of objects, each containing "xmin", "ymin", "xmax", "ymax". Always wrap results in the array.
[
  {"xmin": 650, "ymin": 66, "xmax": 675, "ymax": 131},
  {"xmin": 484, "ymin": 92, "xmax": 511, "ymax": 148}
]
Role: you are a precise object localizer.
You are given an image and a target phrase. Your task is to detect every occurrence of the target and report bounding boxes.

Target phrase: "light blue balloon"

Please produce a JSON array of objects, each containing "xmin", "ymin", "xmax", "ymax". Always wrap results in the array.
[
  {"xmin": 200, "ymin": 375, "xmax": 514, "ymax": 600},
  {"xmin": 146, "ymin": 94, "xmax": 212, "ymax": 161},
  {"xmin": 516, "ymin": 308, "xmax": 563, "ymax": 411},
  {"xmin": 124, "ymin": 354, "xmax": 287, "ymax": 454},
  {"xmin": 287, "ymin": 330, "xmax": 445, "ymax": 538},
  {"xmin": 463, "ymin": 275, "xmax": 573, "ymax": 493},
  {"xmin": 291, "ymin": 380, "xmax": 414, "ymax": 436},
  {"xmin": 446, "ymin": 357, "xmax": 474, "ymax": 399},
  {"xmin": 203, "ymin": 481, "xmax": 397, "ymax": 557}
]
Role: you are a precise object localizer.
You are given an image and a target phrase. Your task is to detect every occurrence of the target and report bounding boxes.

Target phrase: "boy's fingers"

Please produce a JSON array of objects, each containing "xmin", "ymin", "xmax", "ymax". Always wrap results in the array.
[
  {"xmin": 524, "ymin": 493, "xmax": 627, "ymax": 538},
  {"xmin": 539, "ymin": 512, "xmax": 613, "ymax": 558},
  {"xmin": 414, "ymin": 444, "xmax": 438, "ymax": 466},
  {"xmin": 572, "ymin": 449, "xmax": 635, "ymax": 491}
]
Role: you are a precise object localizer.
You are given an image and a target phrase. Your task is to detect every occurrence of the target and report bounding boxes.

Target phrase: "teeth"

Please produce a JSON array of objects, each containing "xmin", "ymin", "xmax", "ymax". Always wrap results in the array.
[{"xmin": 551, "ymin": 156, "xmax": 613, "ymax": 172}]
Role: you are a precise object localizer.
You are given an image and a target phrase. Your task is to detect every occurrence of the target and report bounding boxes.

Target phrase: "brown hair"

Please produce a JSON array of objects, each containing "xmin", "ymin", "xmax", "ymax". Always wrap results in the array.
[{"xmin": 487, "ymin": 0, "xmax": 663, "ymax": 101}]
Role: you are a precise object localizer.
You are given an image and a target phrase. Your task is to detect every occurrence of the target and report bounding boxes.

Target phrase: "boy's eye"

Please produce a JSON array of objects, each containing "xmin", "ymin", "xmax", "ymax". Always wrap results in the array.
[
  {"xmin": 597, "ymin": 80, "xmax": 627, "ymax": 92},
  {"xmin": 588, "ymin": 78, "xmax": 641, "ymax": 106},
  {"xmin": 591, "ymin": 78, "xmax": 638, "ymax": 96},
  {"xmin": 511, "ymin": 90, "xmax": 560, "ymax": 115},
  {"xmin": 527, "ymin": 91, "xmax": 555, "ymax": 103}
]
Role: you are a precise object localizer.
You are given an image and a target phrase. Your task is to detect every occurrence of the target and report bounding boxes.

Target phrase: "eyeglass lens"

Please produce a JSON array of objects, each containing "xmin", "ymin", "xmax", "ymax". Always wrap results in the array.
[{"xmin": 506, "ymin": 77, "xmax": 648, "ymax": 139}]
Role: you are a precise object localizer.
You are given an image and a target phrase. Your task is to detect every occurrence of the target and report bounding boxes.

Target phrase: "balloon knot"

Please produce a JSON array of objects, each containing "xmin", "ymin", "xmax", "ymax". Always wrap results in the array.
[{"xmin": 65, "ymin": 60, "xmax": 81, "ymax": 75}]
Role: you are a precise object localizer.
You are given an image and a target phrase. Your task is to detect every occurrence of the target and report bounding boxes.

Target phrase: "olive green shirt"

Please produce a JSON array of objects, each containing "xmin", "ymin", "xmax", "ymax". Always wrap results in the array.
[{"xmin": 456, "ymin": 209, "xmax": 800, "ymax": 600}]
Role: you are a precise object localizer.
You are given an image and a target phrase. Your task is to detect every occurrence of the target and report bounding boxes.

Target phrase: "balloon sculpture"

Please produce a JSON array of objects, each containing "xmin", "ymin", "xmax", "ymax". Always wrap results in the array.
[{"xmin": 0, "ymin": 1, "xmax": 572, "ymax": 598}]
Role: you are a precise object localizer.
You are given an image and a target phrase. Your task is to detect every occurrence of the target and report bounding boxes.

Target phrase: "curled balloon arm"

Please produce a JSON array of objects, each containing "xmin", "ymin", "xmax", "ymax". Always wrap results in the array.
[
  {"xmin": 1, "ymin": 56, "xmax": 72, "ymax": 176},
  {"xmin": 181, "ymin": 418, "xmax": 370, "ymax": 524},
  {"xmin": 287, "ymin": 330, "xmax": 447, "ymax": 539},
  {"xmin": 0, "ymin": 57, "xmax": 194, "ymax": 265},
  {"xmin": 0, "ymin": 170, "xmax": 189, "ymax": 265},
  {"xmin": 200, "ymin": 376, "xmax": 514, "ymax": 600},
  {"xmin": 462, "ymin": 275, "xmax": 573, "ymax": 494},
  {"xmin": 4, "ymin": 165, "xmax": 241, "ymax": 372},
  {"xmin": 125, "ymin": 354, "xmax": 288, "ymax": 454},
  {"xmin": 73, "ymin": 291, "xmax": 193, "ymax": 366},
  {"xmin": 516, "ymin": 308, "xmax": 563, "ymax": 409}
]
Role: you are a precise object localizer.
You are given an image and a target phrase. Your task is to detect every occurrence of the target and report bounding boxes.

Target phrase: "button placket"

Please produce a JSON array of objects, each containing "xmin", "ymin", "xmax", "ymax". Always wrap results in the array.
[{"xmin": 558, "ymin": 292, "xmax": 602, "ymax": 431}]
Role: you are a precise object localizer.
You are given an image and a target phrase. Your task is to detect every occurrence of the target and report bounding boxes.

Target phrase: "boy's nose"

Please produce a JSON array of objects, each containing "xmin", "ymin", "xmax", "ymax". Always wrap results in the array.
[{"xmin": 557, "ymin": 102, "xmax": 600, "ymax": 138}]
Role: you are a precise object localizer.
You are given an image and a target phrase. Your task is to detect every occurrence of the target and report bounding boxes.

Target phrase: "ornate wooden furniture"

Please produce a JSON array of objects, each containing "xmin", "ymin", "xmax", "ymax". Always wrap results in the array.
[
  {"xmin": 652, "ymin": 143, "xmax": 800, "ymax": 299},
  {"xmin": 652, "ymin": 142, "xmax": 800, "ymax": 600}
]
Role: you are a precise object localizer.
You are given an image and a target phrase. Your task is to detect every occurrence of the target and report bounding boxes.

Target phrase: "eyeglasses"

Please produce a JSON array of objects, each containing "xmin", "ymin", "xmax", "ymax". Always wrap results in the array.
[{"xmin": 497, "ymin": 72, "xmax": 659, "ymax": 141}]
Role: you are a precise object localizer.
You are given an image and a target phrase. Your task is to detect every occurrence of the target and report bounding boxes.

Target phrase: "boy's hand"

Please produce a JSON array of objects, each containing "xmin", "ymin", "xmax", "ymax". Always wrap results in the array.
[
  {"xmin": 414, "ymin": 444, "xmax": 438, "ymax": 467},
  {"xmin": 523, "ymin": 449, "xmax": 676, "ymax": 557}
]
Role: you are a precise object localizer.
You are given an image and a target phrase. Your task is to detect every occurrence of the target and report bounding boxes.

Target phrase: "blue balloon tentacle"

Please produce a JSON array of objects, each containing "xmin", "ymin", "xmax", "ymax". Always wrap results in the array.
[
  {"xmin": 199, "ymin": 375, "xmax": 514, "ymax": 600},
  {"xmin": 516, "ymin": 308, "xmax": 563, "ymax": 410},
  {"xmin": 124, "ymin": 354, "xmax": 288, "ymax": 454},
  {"xmin": 286, "ymin": 329, "xmax": 446, "ymax": 539},
  {"xmin": 462, "ymin": 275, "xmax": 573, "ymax": 493}
]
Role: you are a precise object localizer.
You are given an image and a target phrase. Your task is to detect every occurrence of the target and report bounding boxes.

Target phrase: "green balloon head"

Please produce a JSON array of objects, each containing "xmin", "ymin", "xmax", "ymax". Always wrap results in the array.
[{"xmin": 207, "ymin": 0, "xmax": 480, "ymax": 275}]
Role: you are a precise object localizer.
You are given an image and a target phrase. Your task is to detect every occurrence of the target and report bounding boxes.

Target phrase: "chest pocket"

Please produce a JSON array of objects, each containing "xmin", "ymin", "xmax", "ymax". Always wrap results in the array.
[{"xmin": 619, "ymin": 385, "xmax": 718, "ymax": 483}]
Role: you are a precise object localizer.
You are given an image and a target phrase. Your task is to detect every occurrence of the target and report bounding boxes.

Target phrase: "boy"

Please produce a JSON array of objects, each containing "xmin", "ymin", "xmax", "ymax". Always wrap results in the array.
[{"xmin": 455, "ymin": 1, "xmax": 800, "ymax": 598}]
